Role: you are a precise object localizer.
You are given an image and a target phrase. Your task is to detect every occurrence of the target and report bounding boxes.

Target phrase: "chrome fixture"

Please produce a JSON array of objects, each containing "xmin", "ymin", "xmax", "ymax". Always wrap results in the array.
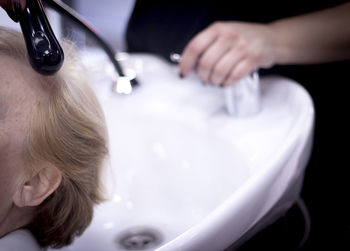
[{"xmin": 42, "ymin": 0, "xmax": 138, "ymax": 92}]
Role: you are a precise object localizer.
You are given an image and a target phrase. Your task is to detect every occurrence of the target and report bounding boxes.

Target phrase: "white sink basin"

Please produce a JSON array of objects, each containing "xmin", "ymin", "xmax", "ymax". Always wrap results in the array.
[{"xmin": 55, "ymin": 52, "xmax": 314, "ymax": 251}]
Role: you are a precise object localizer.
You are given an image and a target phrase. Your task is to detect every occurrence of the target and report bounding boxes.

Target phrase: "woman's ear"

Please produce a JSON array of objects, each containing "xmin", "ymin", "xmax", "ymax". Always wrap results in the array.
[{"xmin": 12, "ymin": 163, "xmax": 62, "ymax": 207}]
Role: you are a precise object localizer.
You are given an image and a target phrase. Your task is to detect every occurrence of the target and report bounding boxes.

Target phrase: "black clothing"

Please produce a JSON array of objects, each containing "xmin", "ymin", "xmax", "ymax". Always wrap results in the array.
[
  {"xmin": 126, "ymin": 0, "xmax": 346, "ymax": 62},
  {"xmin": 126, "ymin": 1, "xmax": 350, "ymax": 250}
]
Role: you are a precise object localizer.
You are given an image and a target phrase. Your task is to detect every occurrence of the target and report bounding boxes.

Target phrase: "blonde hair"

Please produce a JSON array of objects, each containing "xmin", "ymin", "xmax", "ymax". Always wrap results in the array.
[{"xmin": 0, "ymin": 27, "xmax": 108, "ymax": 248}]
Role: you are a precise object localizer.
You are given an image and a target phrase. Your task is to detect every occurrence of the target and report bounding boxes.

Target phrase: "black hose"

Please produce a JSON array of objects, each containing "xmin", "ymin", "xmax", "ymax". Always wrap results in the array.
[{"xmin": 42, "ymin": 0, "xmax": 138, "ymax": 86}]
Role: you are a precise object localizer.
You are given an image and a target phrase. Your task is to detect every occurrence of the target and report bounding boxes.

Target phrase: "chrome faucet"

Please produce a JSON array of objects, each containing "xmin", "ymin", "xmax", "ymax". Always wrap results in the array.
[{"xmin": 42, "ymin": 0, "xmax": 138, "ymax": 91}]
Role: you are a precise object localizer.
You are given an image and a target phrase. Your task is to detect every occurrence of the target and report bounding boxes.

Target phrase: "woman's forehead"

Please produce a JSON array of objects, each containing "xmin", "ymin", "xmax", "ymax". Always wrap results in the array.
[{"xmin": 0, "ymin": 55, "xmax": 44, "ymax": 118}]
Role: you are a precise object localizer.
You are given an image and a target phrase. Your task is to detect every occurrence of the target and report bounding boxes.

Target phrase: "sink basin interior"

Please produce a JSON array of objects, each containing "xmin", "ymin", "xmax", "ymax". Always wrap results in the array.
[{"xmin": 53, "ymin": 51, "xmax": 314, "ymax": 251}]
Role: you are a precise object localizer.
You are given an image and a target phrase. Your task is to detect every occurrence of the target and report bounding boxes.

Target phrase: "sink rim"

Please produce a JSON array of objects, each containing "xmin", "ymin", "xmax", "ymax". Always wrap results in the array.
[
  {"xmin": 155, "ymin": 76, "xmax": 314, "ymax": 250},
  {"xmin": 64, "ymin": 52, "xmax": 316, "ymax": 251}
]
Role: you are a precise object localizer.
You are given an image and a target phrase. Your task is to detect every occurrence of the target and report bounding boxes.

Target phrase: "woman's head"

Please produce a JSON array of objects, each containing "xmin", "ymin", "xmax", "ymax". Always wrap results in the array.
[{"xmin": 0, "ymin": 26, "xmax": 108, "ymax": 248}]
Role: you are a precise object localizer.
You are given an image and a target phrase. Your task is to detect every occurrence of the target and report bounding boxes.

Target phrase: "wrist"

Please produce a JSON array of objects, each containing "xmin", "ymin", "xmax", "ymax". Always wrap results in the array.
[{"xmin": 267, "ymin": 21, "xmax": 292, "ymax": 65}]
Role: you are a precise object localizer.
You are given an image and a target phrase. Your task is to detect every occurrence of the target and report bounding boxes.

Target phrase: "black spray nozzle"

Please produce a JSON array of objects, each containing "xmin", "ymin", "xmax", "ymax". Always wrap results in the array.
[{"xmin": 18, "ymin": 0, "xmax": 64, "ymax": 75}]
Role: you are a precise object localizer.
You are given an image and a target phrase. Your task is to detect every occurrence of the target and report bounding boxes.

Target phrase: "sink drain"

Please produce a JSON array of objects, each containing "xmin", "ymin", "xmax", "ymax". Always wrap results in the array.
[{"xmin": 116, "ymin": 226, "xmax": 163, "ymax": 250}]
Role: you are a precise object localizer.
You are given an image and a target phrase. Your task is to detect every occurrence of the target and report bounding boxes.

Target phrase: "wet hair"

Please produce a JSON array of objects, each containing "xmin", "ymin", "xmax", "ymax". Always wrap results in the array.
[{"xmin": 0, "ymin": 26, "xmax": 108, "ymax": 248}]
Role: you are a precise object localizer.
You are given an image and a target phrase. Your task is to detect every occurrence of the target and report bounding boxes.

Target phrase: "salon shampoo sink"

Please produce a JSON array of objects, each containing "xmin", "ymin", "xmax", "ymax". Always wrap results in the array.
[{"xmin": 53, "ymin": 51, "xmax": 314, "ymax": 251}]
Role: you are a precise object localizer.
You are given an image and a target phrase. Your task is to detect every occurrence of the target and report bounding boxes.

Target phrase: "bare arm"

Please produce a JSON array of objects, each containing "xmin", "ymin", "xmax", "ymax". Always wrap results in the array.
[
  {"xmin": 271, "ymin": 2, "xmax": 350, "ymax": 64},
  {"xmin": 179, "ymin": 2, "xmax": 350, "ymax": 86}
]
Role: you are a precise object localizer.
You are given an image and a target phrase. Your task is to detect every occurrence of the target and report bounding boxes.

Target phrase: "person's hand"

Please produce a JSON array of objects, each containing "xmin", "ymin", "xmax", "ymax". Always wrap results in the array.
[
  {"xmin": 0, "ymin": 0, "xmax": 26, "ymax": 22},
  {"xmin": 179, "ymin": 21, "xmax": 278, "ymax": 86}
]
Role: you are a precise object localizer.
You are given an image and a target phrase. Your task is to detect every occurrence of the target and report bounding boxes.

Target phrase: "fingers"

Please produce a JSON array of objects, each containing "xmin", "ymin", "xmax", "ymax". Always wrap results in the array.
[
  {"xmin": 12, "ymin": 0, "xmax": 25, "ymax": 12},
  {"xmin": 209, "ymin": 43, "xmax": 246, "ymax": 86},
  {"xmin": 179, "ymin": 21, "xmax": 275, "ymax": 86},
  {"xmin": 181, "ymin": 34, "xmax": 256, "ymax": 86},
  {"xmin": 1, "ymin": 0, "xmax": 26, "ymax": 22},
  {"xmin": 179, "ymin": 22, "xmax": 255, "ymax": 86},
  {"xmin": 223, "ymin": 58, "xmax": 257, "ymax": 86},
  {"xmin": 0, "ymin": 0, "xmax": 11, "ymax": 10},
  {"xmin": 197, "ymin": 37, "xmax": 232, "ymax": 84},
  {"xmin": 18, "ymin": 0, "xmax": 25, "ymax": 9},
  {"xmin": 179, "ymin": 24, "xmax": 218, "ymax": 77},
  {"xmin": 0, "ymin": 0, "xmax": 25, "ymax": 10}
]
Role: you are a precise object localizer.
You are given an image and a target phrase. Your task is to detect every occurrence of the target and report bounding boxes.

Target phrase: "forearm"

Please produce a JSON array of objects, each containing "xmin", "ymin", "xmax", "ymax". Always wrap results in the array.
[{"xmin": 269, "ymin": 2, "xmax": 350, "ymax": 65}]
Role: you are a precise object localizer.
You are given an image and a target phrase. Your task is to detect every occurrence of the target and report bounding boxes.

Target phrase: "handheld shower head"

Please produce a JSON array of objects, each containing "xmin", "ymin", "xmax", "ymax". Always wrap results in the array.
[{"xmin": 18, "ymin": 0, "xmax": 64, "ymax": 75}]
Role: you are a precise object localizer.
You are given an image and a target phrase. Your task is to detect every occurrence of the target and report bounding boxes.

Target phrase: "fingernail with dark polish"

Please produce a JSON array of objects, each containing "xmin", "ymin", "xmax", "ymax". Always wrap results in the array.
[
  {"xmin": 219, "ymin": 83, "xmax": 225, "ymax": 88},
  {"xmin": 179, "ymin": 73, "xmax": 184, "ymax": 79}
]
